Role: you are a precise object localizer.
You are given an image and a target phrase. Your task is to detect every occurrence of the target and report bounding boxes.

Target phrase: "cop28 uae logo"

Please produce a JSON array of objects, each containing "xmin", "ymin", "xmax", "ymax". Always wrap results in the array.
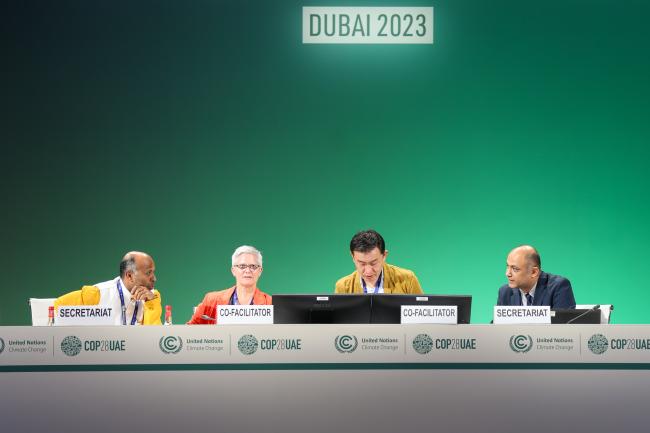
[
  {"xmin": 237, "ymin": 334, "xmax": 259, "ymax": 355},
  {"xmin": 587, "ymin": 334, "xmax": 609, "ymax": 355},
  {"xmin": 509, "ymin": 335, "xmax": 533, "ymax": 353},
  {"xmin": 412, "ymin": 334, "xmax": 434, "ymax": 354},
  {"xmin": 61, "ymin": 336, "xmax": 83, "ymax": 357},
  {"xmin": 159, "ymin": 336, "xmax": 183, "ymax": 354},
  {"xmin": 334, "ymin": 335, "xmax": 358, "ymax": 353},
  {"xmin": 0, "ymin": 337, "xmax": 5, "ymax": 355}
]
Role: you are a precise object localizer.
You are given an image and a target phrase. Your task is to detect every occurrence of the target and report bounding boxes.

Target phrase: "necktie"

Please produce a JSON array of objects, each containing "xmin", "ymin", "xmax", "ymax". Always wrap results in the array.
[{"xmin": 526, "ymin": 293, "xmax": 534, "ymax": 306}]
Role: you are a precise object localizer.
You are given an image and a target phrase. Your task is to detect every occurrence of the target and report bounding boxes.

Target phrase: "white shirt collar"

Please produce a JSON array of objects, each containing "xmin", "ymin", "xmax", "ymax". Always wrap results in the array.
[
  {"xmin": 519, "ymin": 282, "xmax": 537, "ymax": 305},
  {"xmin": 115, "ymin": 276, "xmax": 134, "ymax": 302},
  {"xmin": 360, "ymin": 269, "xmax": 384, "ymax": 294}
]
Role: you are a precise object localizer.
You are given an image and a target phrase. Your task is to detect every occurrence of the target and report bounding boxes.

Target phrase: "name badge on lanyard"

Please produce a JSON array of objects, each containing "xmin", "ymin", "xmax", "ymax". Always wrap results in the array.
[
  {"xmin": 117, "ymin": 280, "xmax": 140, "ymax": 325},
  {"xmin": 231, "ymin": 288, "xmax": 254, "ymax": 305}
]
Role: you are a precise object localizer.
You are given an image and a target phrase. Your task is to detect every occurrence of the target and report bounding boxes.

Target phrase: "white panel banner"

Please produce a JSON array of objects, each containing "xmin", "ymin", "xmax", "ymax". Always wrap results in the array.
[{"xmin": 2, "ymin": 325, "xmax": 650, "ymax": 368}]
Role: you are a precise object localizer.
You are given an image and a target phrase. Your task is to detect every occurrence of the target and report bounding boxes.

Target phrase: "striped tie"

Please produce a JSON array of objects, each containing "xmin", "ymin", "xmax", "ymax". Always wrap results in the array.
[{"xmin": 526, "ymin": 293, "xmax": 534, "ymax": 306}]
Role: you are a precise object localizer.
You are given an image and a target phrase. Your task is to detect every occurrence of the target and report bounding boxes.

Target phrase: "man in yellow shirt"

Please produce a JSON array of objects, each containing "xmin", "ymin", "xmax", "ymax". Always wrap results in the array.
[
  {"xmin": 55, "ymin": 251, "xmax": 162, "ymax": 325},
  {"xmin": 335, "ymin": 230, "xmax": 423, "ymax": 294}
]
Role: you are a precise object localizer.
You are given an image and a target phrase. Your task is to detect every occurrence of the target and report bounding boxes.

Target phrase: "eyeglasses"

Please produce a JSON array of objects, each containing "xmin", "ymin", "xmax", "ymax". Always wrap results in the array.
[{"xmin": 233, "ymin": 264, "xmax": 261, "ymax": 271}]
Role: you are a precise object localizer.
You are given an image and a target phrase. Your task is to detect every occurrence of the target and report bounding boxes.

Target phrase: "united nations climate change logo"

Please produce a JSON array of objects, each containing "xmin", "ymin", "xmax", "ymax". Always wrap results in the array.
[
  {"xmin": 159, "ymin": 336, "xmax": 183, "ymax": 354},
  {"xmin": 0, "ymin": 337, "xmax": 5, "ymax": 355},
  {"xmin": 588, "ymin": 334, "xmax": 609, "ymax": 355},
  {"xmin": 61, "ymin": 336, "xmax": 83, "ymax": 357},
  {"xmin": 412, "ymin": 333, "xmax": 434, "ymax": 355},
  {"xmin": 335, "ymin": 335, "xmax": 358, "ymax": 353},
  {"xmin": 509, "ymin": 335, "xmax": 533, "ymax": 353},
  {"xmin": 237, "ymin": 334, "xmax": 259, "ymax": 355}
]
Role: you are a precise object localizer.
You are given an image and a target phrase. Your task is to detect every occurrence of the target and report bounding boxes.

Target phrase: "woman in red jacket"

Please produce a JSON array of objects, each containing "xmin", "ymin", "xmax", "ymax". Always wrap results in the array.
[{"xmin": 187, "ymin": 245, "xmax": 272, "ymax": 324}]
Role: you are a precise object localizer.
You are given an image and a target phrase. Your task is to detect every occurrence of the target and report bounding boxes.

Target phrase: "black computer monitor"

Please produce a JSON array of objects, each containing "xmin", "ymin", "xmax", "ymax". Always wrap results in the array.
[
  {"xmin": 273, "ymin": 294, "xmax": 372, "ymax": 324},
  {"xmin": 551, "ymin": 308, "xmax": 600, "ymax": 324},
  {"xmin": 370, "ymin": 294, "xmax": 472, "ymax": 324}
]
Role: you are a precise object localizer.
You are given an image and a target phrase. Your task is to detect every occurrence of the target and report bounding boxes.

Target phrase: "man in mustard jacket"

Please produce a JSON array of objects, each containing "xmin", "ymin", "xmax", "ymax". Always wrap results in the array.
[
  {"xmin": 335, "ymin": 230, "xmax": 423, "ymax": 294},
  {"xmin": 54, "ymin": 251, "xmax": 162, "ymax": 325}
]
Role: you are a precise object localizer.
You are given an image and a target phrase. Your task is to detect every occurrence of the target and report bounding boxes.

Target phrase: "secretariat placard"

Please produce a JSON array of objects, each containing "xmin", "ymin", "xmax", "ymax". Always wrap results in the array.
[{"xmin": 303, "ymin": 7, "xmax": 434, "ymax": 44}]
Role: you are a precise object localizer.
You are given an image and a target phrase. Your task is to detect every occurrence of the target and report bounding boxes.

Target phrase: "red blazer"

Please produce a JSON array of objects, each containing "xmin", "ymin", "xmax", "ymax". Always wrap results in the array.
[{"xmin": 187, "ymin": 286, "xmax": 272, "ymax": 324}]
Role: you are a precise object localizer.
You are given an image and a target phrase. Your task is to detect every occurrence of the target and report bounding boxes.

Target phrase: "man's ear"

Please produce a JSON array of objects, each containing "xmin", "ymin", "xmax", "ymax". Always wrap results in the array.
[
  {"xmin": 383, "ymin": 250, "xmax": 389, "ymax": 259},
  {"xmin": 531, "ymin": 266, "xmax": 540, "ymax": 278}
]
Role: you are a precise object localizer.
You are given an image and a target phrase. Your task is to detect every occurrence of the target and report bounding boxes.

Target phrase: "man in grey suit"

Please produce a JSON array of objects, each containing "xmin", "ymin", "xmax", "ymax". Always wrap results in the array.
[{"xmin": 497, "ymin": 245, "xmax": 576, "ymax": 308}]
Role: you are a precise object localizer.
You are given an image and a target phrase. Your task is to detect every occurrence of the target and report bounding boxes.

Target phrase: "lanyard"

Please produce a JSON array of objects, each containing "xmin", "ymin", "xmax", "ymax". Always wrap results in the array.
[
  {"xmin": 231, "ymin": 288, "xmax": 254, "ymax": 305},
  {"xmin": 117, "ymin": 279, "xmax": 140, "ymax": 325},
  {"xmin": 362, "ymin": 270, "xmax": 384, "ymax": 294}
]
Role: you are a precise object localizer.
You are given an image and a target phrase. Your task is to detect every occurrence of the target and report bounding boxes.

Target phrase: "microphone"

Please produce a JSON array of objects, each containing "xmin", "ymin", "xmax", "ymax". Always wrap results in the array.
[
  {"xmin": 566, "ymin": 305, "xmax": 600, "ymax": 324},
  {"xmin": 201, "ymin": 314, "xmax": 217, "ymax": 323}
]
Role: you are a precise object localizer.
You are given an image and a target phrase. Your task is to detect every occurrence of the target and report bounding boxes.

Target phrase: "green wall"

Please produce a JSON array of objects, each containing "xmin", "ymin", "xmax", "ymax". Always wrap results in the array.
[{"xmin": 3, "ymin": 0, "xmax": 649, "ymax": 325}]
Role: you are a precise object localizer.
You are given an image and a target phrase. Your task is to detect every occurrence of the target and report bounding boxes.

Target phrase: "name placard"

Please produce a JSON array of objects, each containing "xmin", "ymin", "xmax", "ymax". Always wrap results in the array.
[
  {"xmin": 493, "ymin": 306, "xmax": 551, "ymax": 324},
  {"xmin": 216, "ymin": 305, "xmax": 274, "ymax": 325},
  {"xmin": 56, "ymin": 306, "xmax": 117, "ymax": 326},
  {"xmin": 401, "ymin": 305, "xmax": 458, "ymax": 324}
]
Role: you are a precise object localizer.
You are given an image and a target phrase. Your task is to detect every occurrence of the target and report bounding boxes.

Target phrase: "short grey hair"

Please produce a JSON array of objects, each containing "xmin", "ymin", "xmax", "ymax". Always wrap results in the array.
[
  {"xmin": 231, "ymin": 245, "xmax": 263, "ymax": 266},
  {"xmin": 119, "ymin": 255, "xmax": 137, "ymax": 278}
]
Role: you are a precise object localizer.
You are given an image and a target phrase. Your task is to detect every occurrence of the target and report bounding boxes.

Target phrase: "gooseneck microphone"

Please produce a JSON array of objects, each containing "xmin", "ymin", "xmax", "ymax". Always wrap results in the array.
[{"xmin": 566, "ymin": 305, "xmax": 600, "ymax": 324}]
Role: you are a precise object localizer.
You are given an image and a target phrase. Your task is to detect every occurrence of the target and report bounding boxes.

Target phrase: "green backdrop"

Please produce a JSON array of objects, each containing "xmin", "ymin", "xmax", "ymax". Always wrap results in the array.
[{"xmin": 3, "ymin": 0, "xmax": 649, "ymax": 325}]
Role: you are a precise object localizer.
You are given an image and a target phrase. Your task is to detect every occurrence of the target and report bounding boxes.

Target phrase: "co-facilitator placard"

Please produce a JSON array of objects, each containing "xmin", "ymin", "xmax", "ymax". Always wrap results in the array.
[{"xmin": 303, "ymin": 7, "xmax": 434, "ymax": 44}]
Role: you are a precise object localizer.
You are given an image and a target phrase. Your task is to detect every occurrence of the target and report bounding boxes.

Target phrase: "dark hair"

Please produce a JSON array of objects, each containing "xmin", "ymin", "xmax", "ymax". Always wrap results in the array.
[
  {"xmin": 119, "ymin": 255, "xmax": 137, "ymax": 279},
  {"xmin": 528, "ymin": 250, "xmax": 542, "ymax": 269},
  {"xmin": 350, "ymin": 230, "xmax": 385, "ymax": 254}
]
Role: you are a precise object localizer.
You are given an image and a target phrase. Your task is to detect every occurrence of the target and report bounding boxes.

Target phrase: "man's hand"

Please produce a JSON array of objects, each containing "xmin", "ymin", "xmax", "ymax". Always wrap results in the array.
[{"xmin": 131, "ymin": 286, "xmax": 156, "ymax": 301}]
